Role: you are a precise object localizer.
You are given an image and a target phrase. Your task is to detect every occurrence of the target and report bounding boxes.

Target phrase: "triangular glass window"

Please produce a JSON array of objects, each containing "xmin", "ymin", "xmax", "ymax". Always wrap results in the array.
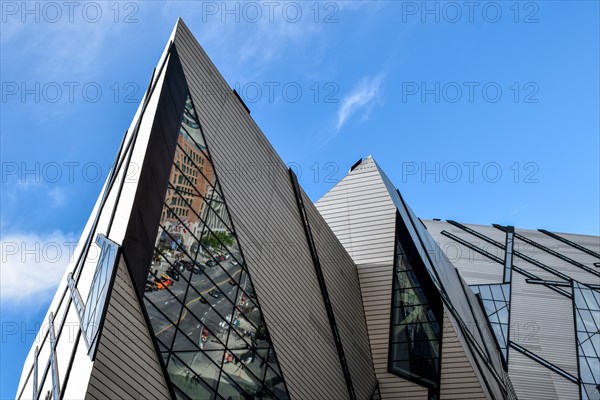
[{"xmin": 144, "ymin": 93, "xmax": 288, "ymax": 399}]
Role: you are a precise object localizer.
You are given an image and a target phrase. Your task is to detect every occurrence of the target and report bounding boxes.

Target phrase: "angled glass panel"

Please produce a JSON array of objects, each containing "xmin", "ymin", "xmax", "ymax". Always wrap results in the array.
[
  {"xmin": 390, "ymin": 219, "xmax": 442, "ymax": 390},
  {"xmin": 574, "ymin": 281, "xmax": 600, "ymax": 400},
  {"xmin": 143, "ymin": 92, "xmax": 288, "ymax": 398},
  {"xmin": 169, "ymin": 351, "xmax": 219, "ymax": 400},
  {"xmin": 470, "ymin": 283, "xmax": 510, "ymax": 362}
]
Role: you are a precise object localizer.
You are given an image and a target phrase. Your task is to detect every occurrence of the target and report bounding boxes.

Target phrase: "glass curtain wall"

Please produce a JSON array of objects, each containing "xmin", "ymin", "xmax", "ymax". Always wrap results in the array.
[{"xmin": 143, "ymin": 94, "xmax": 288, "ymax": 400}]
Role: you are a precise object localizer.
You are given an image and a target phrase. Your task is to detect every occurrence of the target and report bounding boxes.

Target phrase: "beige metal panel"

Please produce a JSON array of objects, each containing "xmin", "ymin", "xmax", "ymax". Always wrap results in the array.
[
  {"xmin": 508, "ymin": 349, "xmax": 579, "ymax": 400},
  {"xmin": 510, "ymin": 272, "xmax": 578, "ymax": 376},
  {"xmin": 440, "ymin": 308, "xmax": 489, "ymax": 400},
  {"xmin": 171, "ymin": 21, "xmax": 358, "ymax": 399},
  {"xmin": 85, "ymin": 254, "xmax": 170, "ymax": 400}
]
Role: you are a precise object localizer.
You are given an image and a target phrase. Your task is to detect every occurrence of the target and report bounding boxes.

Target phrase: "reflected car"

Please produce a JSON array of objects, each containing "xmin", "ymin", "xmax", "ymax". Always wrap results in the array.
[
  {"xmin": 192, "ymin": 262, "xmax": 206, "ymax": 274},
  {"xmin": 208, "ymin": 289, "xmax": 220, "ymax": 299},
  {"xmin": 230, "ymin": 260, "xmax": 239, "ymax": 266},
  {"xmin": 206, "ymin": 260, "xmax": 215, "ymax": 267}
]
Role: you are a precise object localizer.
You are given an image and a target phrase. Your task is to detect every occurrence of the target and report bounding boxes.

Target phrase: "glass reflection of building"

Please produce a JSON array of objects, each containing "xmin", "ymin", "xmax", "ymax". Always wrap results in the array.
[{"xmin": 146, "ymin": 95, "xmax": 287, "ymax": 399}]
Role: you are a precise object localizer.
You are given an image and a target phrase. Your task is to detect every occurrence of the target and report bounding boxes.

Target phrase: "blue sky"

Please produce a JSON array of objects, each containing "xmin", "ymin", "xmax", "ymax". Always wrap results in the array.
[{"xmin": 1, "ymin": 1, "xmax": 598, "ymax": 397}]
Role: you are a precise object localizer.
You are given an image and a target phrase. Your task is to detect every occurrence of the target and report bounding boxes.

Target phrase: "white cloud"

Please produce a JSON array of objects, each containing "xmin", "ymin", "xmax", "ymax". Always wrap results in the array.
[
  {"xmin": 336, "ymin": 74, "xmax": 385, "ymax": 131},
  {"xmin": 48, "ymin": 187, "xmax": 66, "ymax": 208},
  {"xmin": 1, "ymin": 231, "xmax": 77, "ymax": 303}
]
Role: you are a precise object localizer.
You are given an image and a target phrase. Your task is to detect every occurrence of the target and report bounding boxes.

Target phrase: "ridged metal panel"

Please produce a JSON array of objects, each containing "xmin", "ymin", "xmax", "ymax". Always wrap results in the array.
[
  {"xmin": 423, "ymin": 220, "xmax": 598, "ymax": 400},
  {"xmin": 508, "ymin": 349, "xmax": 579, "ymax": 400},
  {"xmin": 171, "ymin": 20, "xmax": 369, "ymax": 399},
  {"xmin": 316, "ymin": 158, "xmax": 429, "ymax": 399},
  {"xmin": 514, "ymin": 229, "xmax": 599, "ymax": 286},
  {"xmin": 423, "ymin": 220, "xmax": 504, "ymax": 285},
  {"xmin": 85, "ymin": 255, "xmax": 170, "ymax": 399},
  {"xmin": 440, "ymin": 309, "xmax": 488, "ymax": 400},
  {"xmin": 510, "ymin": 271, "xmax": 578, "ymax": 377},
  {"xmin": 303, "ymin": 190, "xmax": 378, "ymax": 399},
  {"xmin": 538, "ymin": 230, "xmax": 600, "ymax": 264}
]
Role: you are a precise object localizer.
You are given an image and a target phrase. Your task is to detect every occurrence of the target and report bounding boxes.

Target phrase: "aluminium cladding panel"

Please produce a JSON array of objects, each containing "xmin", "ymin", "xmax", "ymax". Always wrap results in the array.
[
  {"xmin": 302, "ymin": 190, "xmax": 378, "ymax": 399},
  {"xmin": 85, "ymin": 254, "xmax": 171, "ymax": 400},
  {"xmin": 531, "ymin": 230, "xmax": 600, "ymax": 267},
  {"xmin": 509, "ymin": 272, "xmax": 579, "ymax": 378},
  {"xmin": 121, "ymin": 48, "xmax": 188, "ymax": 297},
  {"xmin": 512, "ymin": 229, "xmax": 600, "ymax": 286},
  {"xmin": 422, "ymin": 220, "xmax": 504, "ymax": 285},
  {"xmin": 315, "ymin": 162, "xmax": 398, "ymax": 266},
  {"xmin": 316, "ymin": 162, "xmax": 429, "ymax": 399},
  {"xmin": 171, "ymin": 22, "xmax": 351, "ymax": 399},
  {"xmin": 440, "ymin": 308, "xmax": 489, "ymax": 400},
  {"xmin": 508, "ymin": 349, "xmax": 579, "ymax": 400}
]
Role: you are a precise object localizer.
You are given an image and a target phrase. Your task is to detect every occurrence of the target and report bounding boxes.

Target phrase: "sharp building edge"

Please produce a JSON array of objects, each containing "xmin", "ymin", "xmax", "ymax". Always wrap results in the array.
[{"xmin": 16, "ymin": 20, "xmax": 600, "ymax": 400}]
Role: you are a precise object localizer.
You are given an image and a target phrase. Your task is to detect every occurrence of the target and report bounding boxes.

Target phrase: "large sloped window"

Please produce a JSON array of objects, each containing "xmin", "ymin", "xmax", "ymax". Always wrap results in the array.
[
  {"xmin": 143, "ymin": 94, "xmax": 288, "ymax": 399},
  {"xmin": 389, "ymin": 212, "xmax": 442, "ymax": 393},
  {"xmin": 573, "ymin": 281, "xmax": 600, "ymax": 400}
]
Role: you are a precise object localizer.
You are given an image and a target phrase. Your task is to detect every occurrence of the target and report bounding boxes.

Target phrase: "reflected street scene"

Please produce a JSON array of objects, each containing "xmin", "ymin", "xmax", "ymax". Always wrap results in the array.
[{"xmin": 143, "ymin": 95, "xmax": 287, "ymax": 399}]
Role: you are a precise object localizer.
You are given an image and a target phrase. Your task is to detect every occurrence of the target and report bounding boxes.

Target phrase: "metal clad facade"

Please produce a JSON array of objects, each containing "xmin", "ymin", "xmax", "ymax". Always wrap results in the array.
[
  {"xmin": 316, "ymin": 158, "xmax": 428, "ymax": 399},
  {"xmin": 440, "ymin": 309, "xmax": 488, "ymax": 400},
  {"xmin": 303, "ymin": 190, "xmax": 378, "ymax": 399},
  {"xmin": 422, "ymin": 219, "xmax": 596, "ymax": 400},
  {"xmin": 172, "ymin": 20, "xmax": 375, "ymax": 399},
  {"xmin": 86, "ymin": 255, "xmax": 171, "ymax": 400}
]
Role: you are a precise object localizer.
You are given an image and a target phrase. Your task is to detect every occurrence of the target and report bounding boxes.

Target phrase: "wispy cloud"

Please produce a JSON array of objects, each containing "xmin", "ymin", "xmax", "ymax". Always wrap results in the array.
[
  {"xmin": 48, "ymin": 187, "xmax": 66, "ymax": 208},
  {"xmin": 510, "ymin": 205, "xmax": 528, "ymax": 217},
  {"xmin": 336, "ymin": 74, "xmax": 385, "ymax": 131},
  {"xmin": 1, "ymin": 231, "xmax": 77, "ymax": 303}
]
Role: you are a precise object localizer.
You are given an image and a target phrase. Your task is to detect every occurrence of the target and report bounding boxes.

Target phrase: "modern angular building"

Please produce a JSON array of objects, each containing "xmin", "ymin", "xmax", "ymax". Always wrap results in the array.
[
  {"xmin": 15, "ymin": 19, "xmax": 599, "ymax": 400},
  {"xmin": 316, "ymin": 156, "xmax": 600, "ymax": 400}
]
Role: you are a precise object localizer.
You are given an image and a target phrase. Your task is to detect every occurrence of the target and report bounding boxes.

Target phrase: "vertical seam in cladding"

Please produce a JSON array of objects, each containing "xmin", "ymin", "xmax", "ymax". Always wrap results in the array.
[{"xmin": 288, "ymin": 169, "xmax": 356, "ymax": 400}]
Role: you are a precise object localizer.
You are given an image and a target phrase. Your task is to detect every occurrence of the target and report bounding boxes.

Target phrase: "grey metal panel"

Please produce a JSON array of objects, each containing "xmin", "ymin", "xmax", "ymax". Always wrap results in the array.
[
  {"xmin": 85, "ymin": 254, "xmax": 170, "ymax": 400},
  {"xmin": 514, "ymin": 229, "xmax": 600, "ymax": 286},
  {"xmin": 303, "ymin": 190, "xmax": 378, "ymax": 399},
  {"xmin": 316, "ymin": 159, "xmax": 428, "ymax": 399},
  {"xmin": 170, "ymin": 20, "xmax": 374, "ymax": 399},
  {"xmin": 423, "ymin": 220, "xmax": 599, "ymax": 400},
  {"xmin": 508, "ymin": 349, "xmax": 579, "ymax": 400},
  {"xmin": 423, "ymin": 220, "xmax": 504, "ymax": 285},
  {"xmin": 510, "ymin": 271, "xmax": 578, "ymax": 377},
  {"xmin": 539, "ymin": 230, "xmax": 600, "ymax": 263}
]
